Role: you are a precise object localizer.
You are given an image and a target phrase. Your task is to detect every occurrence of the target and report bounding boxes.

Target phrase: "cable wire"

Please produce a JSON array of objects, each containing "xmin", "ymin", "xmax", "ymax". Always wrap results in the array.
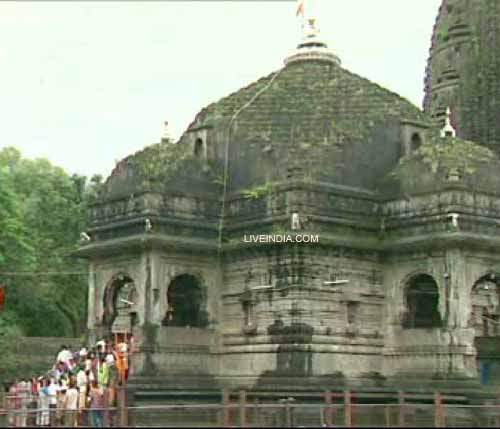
[
  {"xmin": 217, "ymin": 67, "xmax": 285, "ymax": 255},
  {"xmin": 0, "ymin": 272, "xmax": 88, "ymax": 277}
]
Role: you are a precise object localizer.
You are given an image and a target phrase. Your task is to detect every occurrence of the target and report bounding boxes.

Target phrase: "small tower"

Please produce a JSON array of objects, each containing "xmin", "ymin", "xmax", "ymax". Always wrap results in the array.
[
  {"xmin": 441, "ymin": 107, "xmax": 456, "ymax": 138},
  {"xmin": 285, "ymin": 0, "xmax": 340, "ymax": 65}
]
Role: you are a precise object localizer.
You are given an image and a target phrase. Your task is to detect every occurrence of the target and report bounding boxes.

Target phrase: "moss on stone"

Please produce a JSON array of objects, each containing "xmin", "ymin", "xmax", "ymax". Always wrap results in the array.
[
  {"xmin": 386, "ymin": 133, "xmax": 500, "ymax": 193},
  {"xmin": 397, "ymin": 135, "xmax": 494, "ymax": 174},
  {"xmin": 242, "ymin": 182, "xmax": 276, "ymax": 200},
  {"xmin": 192, "ymin": 62, "xmax": 427, "ymax": 148},
  {"xmin": 128, "ymin": 141, "xmax": 193, "ymax": 185},
  {"xmin": 184, "ymin": 60, "xmax": 431, "ymax": 192},
  {"xmin": 101, "ymin": 138, "xmax": 221, "ymax": 199}
]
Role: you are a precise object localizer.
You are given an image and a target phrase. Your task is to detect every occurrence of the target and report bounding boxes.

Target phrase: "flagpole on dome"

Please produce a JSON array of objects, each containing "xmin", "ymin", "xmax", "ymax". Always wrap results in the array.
[
  {"xmin": 286, "ymin": 0, "xmax": 341, "ymax": 66},
  {"xmin": 296, "ymin": 0, "xmax": 306, "ymax": 26}
]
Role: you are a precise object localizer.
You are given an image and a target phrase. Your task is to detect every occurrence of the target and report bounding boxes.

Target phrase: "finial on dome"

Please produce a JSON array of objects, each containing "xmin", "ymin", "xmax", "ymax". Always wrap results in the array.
[
  {"xmin": 162, "ymin": 120, "xmax": 173, "ymax": 143},
  {"xmin": 441, "ymin": 107, "xmax": 456, "ymax": 138},
  {"xmin": 285, "ymin": 0, "xmax": 340, "ymax": 66}
]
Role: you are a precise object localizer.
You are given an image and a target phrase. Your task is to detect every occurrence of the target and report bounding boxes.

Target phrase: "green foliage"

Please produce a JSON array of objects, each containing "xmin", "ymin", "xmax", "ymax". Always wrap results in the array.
[
  {"xmin": 242, "ymin": 182, "xmax": 275, "ymax": 199},
  {"xmin": 0, "ymin": 166, "xmax": 32, "ymax": 268},
  {"xmin": 0, "ymin": 312, "xmax": 24, "ymax": 381},
  {"xmin": 0, "ymin": 147, "xmax": 96, "ymax": 340},
  {"xmin": 437, "ymin": 18, "xmax": 450, "ymax": 43}
]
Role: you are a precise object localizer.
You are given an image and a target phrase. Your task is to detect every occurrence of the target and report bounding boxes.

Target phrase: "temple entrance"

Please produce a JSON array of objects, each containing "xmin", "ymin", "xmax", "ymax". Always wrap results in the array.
[
  {"xmin": 402, "ymin": 274, "xmax": 442, "ymax": 329},
  {"xmin": 163, "ymin": 274, "xmax": 207, "ymax": 328},
  {"xmin": 103, "ymin": 274, "xmax": 137, "ymax": 337},
  {"xmin": 470, "ymin": 274, "xmax": 500, "ymax": 385}
]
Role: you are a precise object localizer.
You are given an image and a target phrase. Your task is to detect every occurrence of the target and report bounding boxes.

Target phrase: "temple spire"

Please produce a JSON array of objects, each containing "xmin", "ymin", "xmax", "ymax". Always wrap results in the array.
[{"xmin": 285, "ymin": 0, "xmax": 340, "ymax": 66}]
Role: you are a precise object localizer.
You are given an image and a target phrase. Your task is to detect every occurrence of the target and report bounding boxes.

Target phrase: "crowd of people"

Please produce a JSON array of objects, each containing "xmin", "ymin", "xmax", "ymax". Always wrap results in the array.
[{"xmin": 3, "ymin": 338, "xmax": 130, "ymax": 427}]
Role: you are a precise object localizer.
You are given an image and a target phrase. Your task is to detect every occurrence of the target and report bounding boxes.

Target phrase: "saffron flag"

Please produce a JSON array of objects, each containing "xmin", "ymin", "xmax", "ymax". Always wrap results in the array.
[
  {"xmin": 0, "ymin": 284, "xmax": 5, "ymax": 312},
  {"xmin": 296, "ymin": 0, "xmax": 305, "ymax": 17}
]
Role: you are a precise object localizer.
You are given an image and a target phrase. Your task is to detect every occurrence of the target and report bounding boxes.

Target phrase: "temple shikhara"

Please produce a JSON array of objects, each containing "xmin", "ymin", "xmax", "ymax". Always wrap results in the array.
[{"xmin": 75, "ymin": 0, "xmax": 500, "ymax": 423}]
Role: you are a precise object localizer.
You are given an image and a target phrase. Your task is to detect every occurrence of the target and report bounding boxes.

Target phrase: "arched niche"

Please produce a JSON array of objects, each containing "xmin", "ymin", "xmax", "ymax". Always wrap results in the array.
[
  {"xmin": 410, "ymin": 133, "xmax": 423, "ymax": 152},
  {"xmin": 470, "ymin": 273, "xmax": 500, "ymax": 385},
  {"xmin": 103, "ymin": 274, "xmax": 138, "ymax": 335},
  {"xmin": 402, "ymin": 274, "xmax": 442, "ymax": 329},
  {"xmin": 470, "ymin": 273, "xmax": 500, "ymax": 337},
  {"xmin": 194, "ymin": 138, "xmax": 204, "ymax": 158},
  {"xmin": 162, "ymin": 274, "xmax": 208, "ymax": 328}
]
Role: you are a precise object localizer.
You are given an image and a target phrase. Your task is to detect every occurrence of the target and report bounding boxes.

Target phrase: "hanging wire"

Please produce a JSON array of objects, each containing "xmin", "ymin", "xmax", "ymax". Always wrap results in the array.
[
  {"xmin": 217, "ymin": 66, "xmax": 286, "ymax": 256},
  {"xmin": 0, "ymin": 271, "xmax": 88, "ymax": 276}
]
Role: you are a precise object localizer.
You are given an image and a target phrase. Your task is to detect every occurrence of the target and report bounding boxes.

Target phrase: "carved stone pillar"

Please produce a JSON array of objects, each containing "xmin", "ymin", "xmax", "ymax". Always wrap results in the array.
[
  {"xmin": 445, "ymin": 248, "xmax": 466, "ymax": 329},
  {"xmin": 87, "ymin": 262, "xmax": 98, "ymax": 344}
]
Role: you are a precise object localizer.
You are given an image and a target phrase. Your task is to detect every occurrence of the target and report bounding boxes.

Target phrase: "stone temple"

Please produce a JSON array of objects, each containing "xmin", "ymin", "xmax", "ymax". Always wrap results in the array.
[{"xmin": 77, "ymin": 0, "xmax": 500, "ymax": 403}]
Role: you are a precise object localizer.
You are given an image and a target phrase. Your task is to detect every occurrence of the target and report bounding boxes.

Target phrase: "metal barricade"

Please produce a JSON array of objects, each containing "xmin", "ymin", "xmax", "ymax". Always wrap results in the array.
[{"xmin": 2, "ymin": 392, "xmax": 500, "ymax": 428}]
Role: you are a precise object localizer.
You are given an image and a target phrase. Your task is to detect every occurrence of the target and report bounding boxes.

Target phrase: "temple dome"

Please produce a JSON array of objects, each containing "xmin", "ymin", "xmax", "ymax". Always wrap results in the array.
[
  {"xmin": 182, "ymin": 59, "xmax": 430, "ymax": 193},
  {"xmin": 102, "ymin": 59, "xmax": 431, "ymax": 199}
]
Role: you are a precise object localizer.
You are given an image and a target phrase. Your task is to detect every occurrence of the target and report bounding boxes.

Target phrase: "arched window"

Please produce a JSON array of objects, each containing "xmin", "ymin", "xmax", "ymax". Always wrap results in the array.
[
  {"xmin": 103, "ymin": 274, "xmax": 137, "ymax": 334},
  {"xmin": 403, "ymin": 274, "xmax": 442, "ymax": 329},
  {"xmin": 194, "ymin": 138, "xmax": 204, "ymax": 158},
  {"xmin": 411, "ymin": 133, "xmax": 422, "ymax": 152},
  {"xmin": 163, "ymin": 274, "xmax": 207, "ymax": 328},
  {"xmin": 470, "ymin": 275, "xmax": 500, "ymax": 337}
]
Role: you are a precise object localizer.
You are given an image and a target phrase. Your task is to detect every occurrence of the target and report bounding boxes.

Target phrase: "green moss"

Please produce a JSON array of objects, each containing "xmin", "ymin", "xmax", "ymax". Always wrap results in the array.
[
  {"xmin": 388, "ymin": 134, "xmax": 498, "ymax": 192},
  {"xmin": 192, "ymin": 61, "xmax": 428, "ymax": 151},
  {"xmin": 399, "ymin": 136, "xmax": 494, "ymax": 173},
  {"xmin": 242, "ymin": 182, "xmax": 275, "ymax": 199},
  {"xmin": 437, "ymin": 18, "xmax": 450, "ymax": 43},
  {"xmin": 128, "ymin": 141, "xmax": 193, "ymax": 184}
]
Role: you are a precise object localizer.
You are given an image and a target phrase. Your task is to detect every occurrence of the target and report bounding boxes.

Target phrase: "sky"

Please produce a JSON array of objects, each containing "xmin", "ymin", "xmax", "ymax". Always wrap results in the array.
[{"xmin": 0, "ymin": 0, "xmax": 442, "ymax": 179}]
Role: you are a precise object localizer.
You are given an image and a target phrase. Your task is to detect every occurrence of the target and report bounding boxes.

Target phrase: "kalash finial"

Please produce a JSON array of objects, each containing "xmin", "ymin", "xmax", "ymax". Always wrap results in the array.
[
  {"xmin": 285, "ymin": 0, "xmax": 340, "ymax": 66},
  {"xmin": 441, "ymin": 107, "xmax": 456, "ymax": 138},
  {"xmin": 161, "ymin": 120, "xmax": 173, "ymax": 143}
]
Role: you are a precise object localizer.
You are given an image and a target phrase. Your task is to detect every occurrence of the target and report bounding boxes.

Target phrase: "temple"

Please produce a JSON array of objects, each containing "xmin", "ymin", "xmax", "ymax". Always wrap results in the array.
[{"xmin": 76, "ymin": 0, "xmax": 500, "ymax": 419}]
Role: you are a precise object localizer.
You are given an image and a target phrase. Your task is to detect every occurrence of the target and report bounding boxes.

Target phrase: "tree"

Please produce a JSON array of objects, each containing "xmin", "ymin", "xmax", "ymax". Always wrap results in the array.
[
  {"xmin": 0, "ymin": 147, "xmax": 90, "ymax": 337},
  {"xmin": 0, "ymin": 312, "xmax": 23, "ymax": 382}
]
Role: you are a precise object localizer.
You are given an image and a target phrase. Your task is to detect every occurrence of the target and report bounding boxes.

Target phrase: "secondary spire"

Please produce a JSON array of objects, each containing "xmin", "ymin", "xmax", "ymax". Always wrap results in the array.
[{"xmin": 441, "ymin": 107, "xmax": 456, "ymax": 138}]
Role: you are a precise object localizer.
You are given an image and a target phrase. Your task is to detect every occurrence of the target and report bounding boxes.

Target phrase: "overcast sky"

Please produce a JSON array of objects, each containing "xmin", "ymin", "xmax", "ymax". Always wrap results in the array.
[{"xmin": 0, "ymin": 0, "xmax": 441, "ymax": 179}]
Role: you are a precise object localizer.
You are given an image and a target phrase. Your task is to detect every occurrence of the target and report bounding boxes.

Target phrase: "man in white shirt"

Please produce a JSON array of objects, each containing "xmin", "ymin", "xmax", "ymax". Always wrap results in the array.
[{"xmin": 56, "ymin": 345, "xmax": 73, "ymax": 365}]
